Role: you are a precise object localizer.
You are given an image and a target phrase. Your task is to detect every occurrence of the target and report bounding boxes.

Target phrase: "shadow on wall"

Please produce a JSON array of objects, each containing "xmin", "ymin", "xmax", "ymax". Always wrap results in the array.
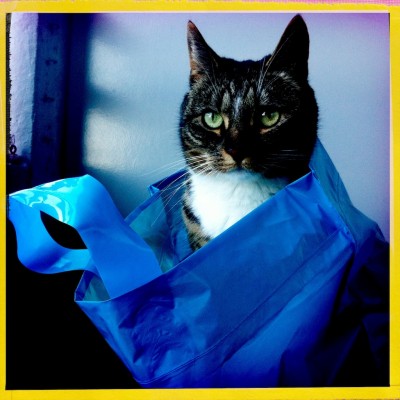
[
  {"xmin": 80, "ymin": 13, "xmax": 188, "ymax": 217},
  {"xmin": 7, "ymin": 14, "xmax": 139, "ymax": 390}
]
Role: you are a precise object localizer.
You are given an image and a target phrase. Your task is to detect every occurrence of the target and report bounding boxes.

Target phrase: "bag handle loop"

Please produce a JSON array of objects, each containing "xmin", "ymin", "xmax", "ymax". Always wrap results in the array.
[{"xmin": 8, "ymin": 175, "xmax": 162, "ymax": 298}]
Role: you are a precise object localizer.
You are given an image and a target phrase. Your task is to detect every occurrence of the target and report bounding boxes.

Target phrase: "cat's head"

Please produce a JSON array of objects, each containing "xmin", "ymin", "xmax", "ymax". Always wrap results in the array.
[{"xmin": 179, "ymin": 15, "xmax": 318, "ymax": 181}]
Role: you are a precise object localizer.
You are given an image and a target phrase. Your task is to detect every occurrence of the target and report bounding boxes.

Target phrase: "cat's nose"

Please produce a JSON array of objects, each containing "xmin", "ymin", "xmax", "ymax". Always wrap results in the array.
[{"xmin": 225, "ymin": 146, "xmax": 245, "ymax": 164}]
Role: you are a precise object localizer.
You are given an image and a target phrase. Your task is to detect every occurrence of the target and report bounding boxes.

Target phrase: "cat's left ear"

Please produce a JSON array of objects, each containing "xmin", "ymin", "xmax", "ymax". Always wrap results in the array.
[
  {"xmin": 187, "ymin": 21, "xmax": 220, "ymax": 83},
  {"xmin": 268, "ymin": 15, "xmax": 310, "ymax": 80}
]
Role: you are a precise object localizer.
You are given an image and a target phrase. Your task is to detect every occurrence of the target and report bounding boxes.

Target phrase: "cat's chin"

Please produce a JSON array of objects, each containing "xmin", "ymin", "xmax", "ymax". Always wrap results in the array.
[{"xmin": 221, "ymin": 167, "xmax": 262, "ymax": 181}]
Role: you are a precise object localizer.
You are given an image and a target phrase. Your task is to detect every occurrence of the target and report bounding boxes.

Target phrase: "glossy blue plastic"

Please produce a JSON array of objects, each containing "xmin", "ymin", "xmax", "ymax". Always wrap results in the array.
[{"xmin": 8, "ymin": 140, "xmax": 388, "ymax": 388}]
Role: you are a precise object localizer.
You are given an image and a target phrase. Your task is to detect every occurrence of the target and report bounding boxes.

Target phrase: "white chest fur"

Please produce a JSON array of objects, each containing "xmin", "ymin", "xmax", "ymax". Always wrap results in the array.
[{"xmin": 189, "ymin": 171, "xmax": 289, "ymax": 239}]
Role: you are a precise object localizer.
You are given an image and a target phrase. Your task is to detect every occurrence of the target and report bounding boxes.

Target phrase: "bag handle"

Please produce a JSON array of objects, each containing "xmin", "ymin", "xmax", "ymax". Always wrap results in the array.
[{"xmin": 8, "ymin": 175, "xmax": 161, "ymax": 298}]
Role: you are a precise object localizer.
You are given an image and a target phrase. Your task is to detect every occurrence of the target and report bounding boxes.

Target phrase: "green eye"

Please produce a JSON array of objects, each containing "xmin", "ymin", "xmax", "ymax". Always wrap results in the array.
[
  {"xmin": 261, "ymin": 111, "xmax": 280, "ymax": 128},
  {"xmin": 203, "ymin": 112, "xmax": 223, "ymax": 129}
]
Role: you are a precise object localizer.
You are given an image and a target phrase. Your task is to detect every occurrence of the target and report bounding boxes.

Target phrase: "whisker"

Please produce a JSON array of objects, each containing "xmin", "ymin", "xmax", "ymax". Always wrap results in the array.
[
  {"xmin": 139, "ymin": 159, "xmax": 186, "ymax": 177},
  {"xmin": 140, "ymin": 154, "xmax": 208, "ymax": 181},
  {"xmin": 151, "ymin": 165, "xmax": 216, "ymax": 227},
  {"xmin": 257, "ymin": 56, "xmax": 269, "ymax": 94}
]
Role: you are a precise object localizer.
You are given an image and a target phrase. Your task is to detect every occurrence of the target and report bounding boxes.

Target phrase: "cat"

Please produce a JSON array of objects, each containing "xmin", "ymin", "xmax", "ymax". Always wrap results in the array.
[{"xmin": 179, "ymin": 15, "xmax": 318, "ymax": 251}]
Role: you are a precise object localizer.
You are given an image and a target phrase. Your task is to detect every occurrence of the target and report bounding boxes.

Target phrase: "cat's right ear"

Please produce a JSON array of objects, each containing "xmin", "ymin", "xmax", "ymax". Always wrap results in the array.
[
  {"xmin": 267, "ymin": 15, "xmax": 310, "ymax": 81},
  {"xmin": 187, "ymin": 21, "xmax": 219, "ymax": 83}
]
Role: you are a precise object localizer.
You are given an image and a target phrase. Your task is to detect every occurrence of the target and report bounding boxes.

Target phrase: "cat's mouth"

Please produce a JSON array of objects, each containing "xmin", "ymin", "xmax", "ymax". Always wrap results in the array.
[
  {"xmin": 218, "ymin": 160, "xmax": 260, "ymax": 177},
  {"xmin": 187, "ymin": 151, "xmax": 268, "ymax": 176},
  {"xmin": 219, "ymin": 149, "xmax": 259, "ymax": 174}
]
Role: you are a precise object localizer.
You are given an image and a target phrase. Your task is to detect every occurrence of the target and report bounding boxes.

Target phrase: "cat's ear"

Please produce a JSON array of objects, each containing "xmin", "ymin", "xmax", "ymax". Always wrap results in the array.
[
  {"xmin": 187, "ymin": 21, "xmax": 219, "ymax": 82},
  {"xmin": 268, "ymin": 15, "xmax": 310, "ymax": 80}
]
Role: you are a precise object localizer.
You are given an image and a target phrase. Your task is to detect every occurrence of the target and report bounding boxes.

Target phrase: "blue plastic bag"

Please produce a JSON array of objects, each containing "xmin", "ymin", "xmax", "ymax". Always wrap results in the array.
[{"xmin": 8, "ymin": 140, "xmax": 389, "ymax": 388}]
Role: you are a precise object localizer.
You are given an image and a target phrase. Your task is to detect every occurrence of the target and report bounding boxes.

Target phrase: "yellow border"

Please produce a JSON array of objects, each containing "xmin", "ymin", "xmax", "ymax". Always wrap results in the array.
[
  {"xmin": 1, "ymin": 1, "xmax": 399, "ymax": 400},
  {"xmin": 390, "ymin": 3, "xmax": 400, "ymax": 396},
  {"xmin": 0, "ymin": 0, "xmax": 395, "ymax": 12},
  {"xmin": 0, "ymin": 7, "xmax": 6, "ymax": 400}
]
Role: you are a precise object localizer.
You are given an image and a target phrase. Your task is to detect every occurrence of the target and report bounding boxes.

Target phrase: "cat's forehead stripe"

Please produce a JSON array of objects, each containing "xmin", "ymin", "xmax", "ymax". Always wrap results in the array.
[
  {"xmin": 222, "ymin": 91, "xmax": 231, "ymax": 111},
  {"xmin": 221, "ymin": 84, "xmax": 255, "ymax": 111},
  {"xmin": 234, "ymin": 96, "xmax": 242, "ymax": 116},
  {"xmin": 245, "ymin": 86, "xmax": 255, "ymax": 104}
]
